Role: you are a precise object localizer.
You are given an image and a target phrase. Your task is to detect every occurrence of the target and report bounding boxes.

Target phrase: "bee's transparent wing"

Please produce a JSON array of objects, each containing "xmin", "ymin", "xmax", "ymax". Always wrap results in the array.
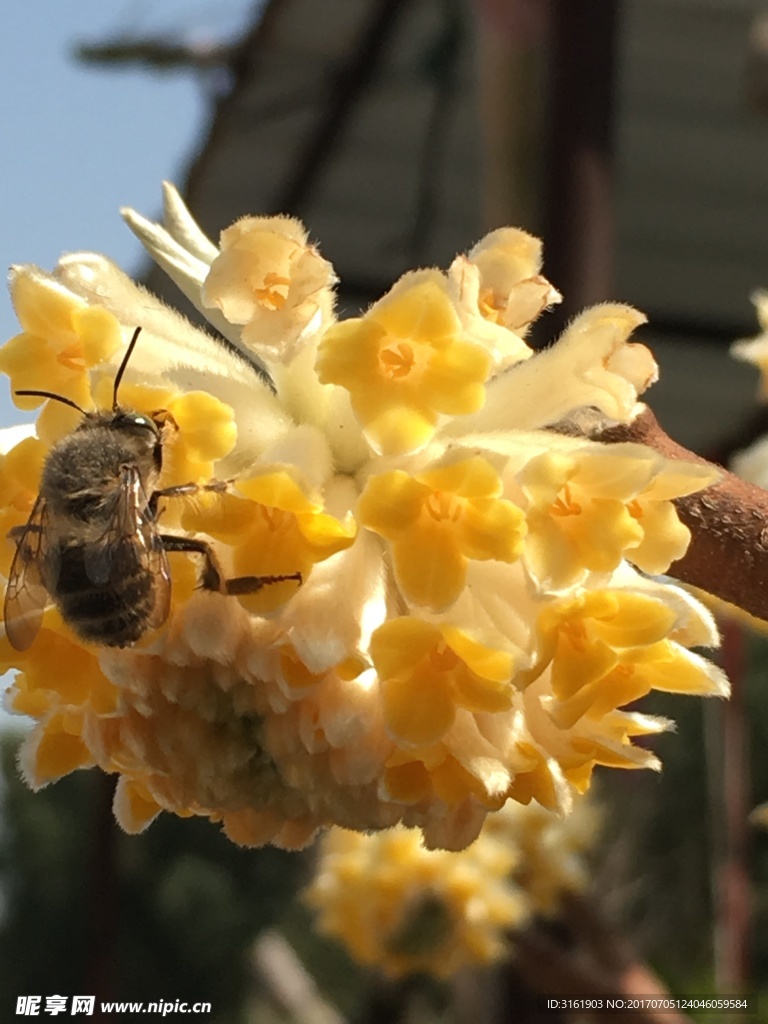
[
  {"xmin": 83, "ymin": 466, "xmax": 171, "ymax": 628},
  {"xmin": 4, "ymin": 496, "xmax": 57, "ymax": 651}
]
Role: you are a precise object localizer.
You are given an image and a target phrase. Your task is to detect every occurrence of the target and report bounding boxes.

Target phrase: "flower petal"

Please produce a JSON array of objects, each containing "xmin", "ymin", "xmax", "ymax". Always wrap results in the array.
[{"xmin": 393, "ymin": 527, "xmax": 466, "ymax": 609}]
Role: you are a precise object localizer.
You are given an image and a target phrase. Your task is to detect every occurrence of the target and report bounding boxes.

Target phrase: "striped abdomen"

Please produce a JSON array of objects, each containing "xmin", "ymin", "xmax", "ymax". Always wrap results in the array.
[{"xmin": 53, "ymin": 540, "xmax": 157, "ymax": 647}]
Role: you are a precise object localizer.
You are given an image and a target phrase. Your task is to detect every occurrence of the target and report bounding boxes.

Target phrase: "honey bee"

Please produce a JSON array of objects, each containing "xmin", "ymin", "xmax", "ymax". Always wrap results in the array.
[{"xmin": 3, "ymin": 327, "xmax": 301, "ymax": 650}]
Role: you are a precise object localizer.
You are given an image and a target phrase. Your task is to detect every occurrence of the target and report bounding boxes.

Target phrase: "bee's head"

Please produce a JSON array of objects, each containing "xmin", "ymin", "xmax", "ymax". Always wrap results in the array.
[
  {"xmin": 97, "ymin": 327, "xmax": 173, "ymax": 458},
  {"xmin": 106, "ymin": 408, "xmax": 167, "ymax": 473},
  {"xmin": 111, "ymin": 409, "xmax": 161, "ymax": 442},
  {"xmin": 114, "ymin": 406, "xmax": 178, "ymax": 452}
]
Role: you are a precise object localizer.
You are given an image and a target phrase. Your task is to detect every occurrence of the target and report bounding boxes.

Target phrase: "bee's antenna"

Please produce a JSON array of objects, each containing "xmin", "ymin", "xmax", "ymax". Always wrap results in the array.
[
  {"xmin": 14, "ymin": 390, "xmax": 87, "ymax": 415},
  {"xmin": 112, "ymin": 326, "xmax": 142, "ymax": 410}
]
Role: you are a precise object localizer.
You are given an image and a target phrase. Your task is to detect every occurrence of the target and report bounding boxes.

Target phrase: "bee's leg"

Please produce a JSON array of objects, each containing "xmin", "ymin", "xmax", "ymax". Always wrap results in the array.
[
  {"xmin": 8, "ymin": 523, "xmax": 41, "ymax": 541},
  {"xmin": 158, "ymin": 534, "xmax": 302, "ymax": 595},
  {"xmin": 224, "ymin": 571, "xmax": 303, "ymax": 596},
  {"xmin": 148, "ymin": 480, "xmax": 231, "ymax": 519}
]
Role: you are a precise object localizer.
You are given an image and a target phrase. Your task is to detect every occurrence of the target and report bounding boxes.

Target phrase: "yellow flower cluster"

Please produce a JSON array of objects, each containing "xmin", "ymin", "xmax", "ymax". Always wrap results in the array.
[
  {"xmin": 733, "ymin": 289, "xmax": 768, "ymax": 403},
  {"xmin": 304, "ymin": 797, "xmax": 597, "ymax": 977},
  {"xmin": 731, "ymin": 292, "xmax": 768, "ymax": 491},
  {"xmin": 0, "ymin": 184, "xmax": 727, "ymax": 852}
]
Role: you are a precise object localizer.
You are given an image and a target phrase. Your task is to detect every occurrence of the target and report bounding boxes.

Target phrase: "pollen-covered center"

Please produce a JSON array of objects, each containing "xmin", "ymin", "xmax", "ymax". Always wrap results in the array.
[
  {"xmin": 429, "ymin": 641, "xmax": 460, "ymax": 673},
  {"xmin": 258, "ymin": 504, "xmax": 293, "ymax": 534},
  {"xmin": 549, "ymin": 484, "xmax": 582, "ymax": 517},
  {"xmin": 253, "ymin": 272, "xmax": 291, "ymax": 311},
  {"xmin": 57, "ymin": 342, "xmax": 87, "ymax": 373},
  {"xmin": 358, "ymin": 458, "xmax": 527, "ymax": 609},
  {"xmin": 315, "ymin": 277, "xmax": 492, "ymax": 456},
  {"xmin": 378, "ymin": 340, "xmax": 418, "ymax": 381},
  {"xmin": 626, "ymin": 498, "xmax": 644, "ymax": 520},
  {"xmin": 559, "ymin": 618, "xmax": 589, "ymax": 652},
  {"xmin": 478, "ymin": 287, "xmax": 504, "ymax": 325},
  {"xmin": 424, "ymin": 490, "xmax": 462, "ymax": 524}
]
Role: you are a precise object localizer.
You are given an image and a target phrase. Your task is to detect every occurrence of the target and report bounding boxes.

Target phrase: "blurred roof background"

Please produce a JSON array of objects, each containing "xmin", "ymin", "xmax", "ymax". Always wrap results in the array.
[
  {"xmin": 5, "ymin": 0, "xmax": 768, "ymax": 448},
  {"xmin": 154, "ymin": 0, "xmax": 768, "ymax": 326},
  {"xmin": 118, "ymin": 0, "xmax": 768, "ymax": 452},
  {"xmin": 619, "ymin": 0, "xmax": 768, "ymax": 333}
]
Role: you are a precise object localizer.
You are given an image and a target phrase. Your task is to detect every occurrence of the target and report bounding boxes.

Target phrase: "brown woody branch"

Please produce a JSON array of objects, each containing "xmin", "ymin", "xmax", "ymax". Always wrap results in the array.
[
  {"xmin": 597, "ymin": 407, "xmax": 768, "ymax": 622},
  {"xmin": 512, "ymin": 893, "xmax": 694, "ymax": 1024}
]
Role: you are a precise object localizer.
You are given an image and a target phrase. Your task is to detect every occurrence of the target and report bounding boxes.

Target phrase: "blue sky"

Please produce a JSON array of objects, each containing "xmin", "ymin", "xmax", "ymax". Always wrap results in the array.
[
  {"xmin": 0, "ymin": 0, "xmax": 259, "ymax": 727},
  {"xmin": 0, "ymin": 0, "xmax": 258, "ymax": 428}
]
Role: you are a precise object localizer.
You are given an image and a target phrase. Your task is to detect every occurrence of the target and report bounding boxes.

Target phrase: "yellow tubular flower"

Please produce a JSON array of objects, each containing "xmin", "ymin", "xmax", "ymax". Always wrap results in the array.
[
  {"xmin": 181, "ymin": 469, "xmax": 356, "ymax": 613},
  {"xmin": 358, "ymin": 455, "xmax": 526, "ymax": 609},
  {"xmin": 0, "ymin": 435, "xmax": 46, "ymax": 577},
  {"xmin": 0, "ymin": 268, "xmax": 122, "ymax": 419},
  {"xmin": 370, "ymin": 617, "xmax": 515, "ymax": 746},
  {"xmin": 732, "ymin": 289, "xmax": 768, "ymax": 400},
  {"xmin": 316, "ymin": 273, "xmax": 491, "ymax": 455},
  {"xmin": 519, "ymin": 442, "xmax": 718, "ymax": 588},
  {"xmin": 440, "ymin": 304, "xmax": 657, "ymax": 442},
  {"xmin": 0, "ymin": 186, "xmax": 729, "ymax": 855},
  {"xmin": 201, "ymin": 215, "xmax": 336, "ymax": 363},
  {"xmin": 729, "ymin": 294, "xmax": 768, "ymax": 484},
  {"xmin": 527, "ymin": 587, "xmax": 728, "ymax": 731},
  {"xmin": 384, "ymin": 747, "xmax": 511, "ymax": 822},
  {"xmin": 1, "ymin": 617, "xmax": 116, "ymax": 787},
  {"xmin": 448, "ymin": 227, "xmax": 561, "ymax": 370}
]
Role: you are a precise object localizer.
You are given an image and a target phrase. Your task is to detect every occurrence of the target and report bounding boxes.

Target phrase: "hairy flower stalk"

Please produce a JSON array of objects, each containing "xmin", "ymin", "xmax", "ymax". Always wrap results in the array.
[{"xmin": 0, "ymin": 184, "xmax": 727, "ymax": 851}]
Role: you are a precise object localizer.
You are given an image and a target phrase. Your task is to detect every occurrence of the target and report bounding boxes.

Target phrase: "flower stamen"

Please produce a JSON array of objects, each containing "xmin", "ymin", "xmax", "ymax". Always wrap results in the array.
[
  {"xmin": 253, "ymin": 272, "xmax": 292, "ymax": 310},
  {"xmin": 424, "ymin": 491, "xmax": 461, "ymax": 523},
  {"xmin": 379, "ymin": 342, "xmax": 416, "ymax": 380},
  {"xmin": 259, "ymin": 504, "xmax": 290, "ymax": 532},
  {"xmin": 626, "ymin": 498, "xmax": 644, "ymax": 520},
  {"xmin": 561, "ymin": 619, "xmax": 589, "ymax": 652},
  {"xmin": 57, "ymin": 344, "xmax": 87, "ymax": 372},
  {"xmin": 549, "ymin": 485, "xmax": 582, "ymax": 517},
  {"xmin": 478, "ymin": 287, "xmax": 504, "ymax": 325},
  {"xmin": 429, "ymin": 642, "xmax": 459, "ymax": 673}
]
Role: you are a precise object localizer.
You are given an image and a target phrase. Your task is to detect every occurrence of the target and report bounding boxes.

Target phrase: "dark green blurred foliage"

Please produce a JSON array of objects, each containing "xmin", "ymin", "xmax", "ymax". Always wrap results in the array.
[
  {"xmin": 0, "ymin": 735, "xmax": 95, "ymax": 1003},
  {"xmin": 281, "ymin": 900, "xmax": 369, "ymax": 1018},
  {"xmin": 0, "ymin": 733, "xmax": 305, "ymax": 1023},
  {"xmin": 600, "ymin": 694, "xmax": 714, "ymax": 986}
]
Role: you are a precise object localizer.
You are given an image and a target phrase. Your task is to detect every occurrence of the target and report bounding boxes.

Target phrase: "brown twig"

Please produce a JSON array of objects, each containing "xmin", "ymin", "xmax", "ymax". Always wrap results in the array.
[
  {"xmin": 715, "ymin": 622, "xmax": 752, "ymax": 990},
  {"xmin": 597, "ymin": 407, "xmax": 768, "ymax": 622},
  {"xmin": 512, "ymin": 893, "xmax": 694, "ymax": 1024}
]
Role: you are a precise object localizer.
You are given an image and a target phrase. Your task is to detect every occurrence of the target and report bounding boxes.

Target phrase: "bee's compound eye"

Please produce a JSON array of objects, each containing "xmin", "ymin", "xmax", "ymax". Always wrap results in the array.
[{"xmin": 116, "ymin": 412, "xmax": 160, "ymax": 438}]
